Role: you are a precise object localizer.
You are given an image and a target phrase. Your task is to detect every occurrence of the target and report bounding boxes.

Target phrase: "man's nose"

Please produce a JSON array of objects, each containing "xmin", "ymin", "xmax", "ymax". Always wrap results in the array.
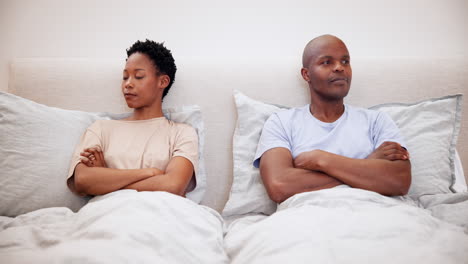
[{"xmin": 333, "ymin": 62, "xmax": 344, "ymax": 72}]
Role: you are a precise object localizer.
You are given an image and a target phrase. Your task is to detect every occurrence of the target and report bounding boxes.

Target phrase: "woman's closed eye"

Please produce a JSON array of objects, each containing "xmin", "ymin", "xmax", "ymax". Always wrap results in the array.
[{"xmin": 122, "ymin": 75, "xmax": 144, "ymax": 80}]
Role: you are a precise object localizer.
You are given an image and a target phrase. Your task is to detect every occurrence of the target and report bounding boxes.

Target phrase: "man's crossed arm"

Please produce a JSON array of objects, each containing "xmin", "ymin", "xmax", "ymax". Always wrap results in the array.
[{"xmin": 259, "ymin": 142, "xmax": 411, "ymax": 203}]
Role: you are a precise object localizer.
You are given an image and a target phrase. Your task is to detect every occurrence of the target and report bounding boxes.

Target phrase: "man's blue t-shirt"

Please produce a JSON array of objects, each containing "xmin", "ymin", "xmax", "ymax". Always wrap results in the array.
[{"xmin": 253, "ymin": 104, "xmax": 405, "ymax": 168}]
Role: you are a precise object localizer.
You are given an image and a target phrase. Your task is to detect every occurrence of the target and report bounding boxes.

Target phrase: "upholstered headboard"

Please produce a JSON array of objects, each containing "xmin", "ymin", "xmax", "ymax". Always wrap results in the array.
[{"xmin": 8, "ymin": 57, "xmax": 467, "ymax": 211}]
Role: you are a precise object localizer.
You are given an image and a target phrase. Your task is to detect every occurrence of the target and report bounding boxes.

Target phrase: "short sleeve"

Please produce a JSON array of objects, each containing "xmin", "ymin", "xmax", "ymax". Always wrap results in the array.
[
  {"xmin": 253, "ymin": 113, "xmax": 292, "ymax": 168},
  {"xmin": 372, "ymin": 111, "xmax": 406, "ymax": 149},
  {"xmin": 172, "ymin": 124, "xmax": 199, "ymax": 192},
  {"xmin": 66, "ymin": 121, "xmax": 103, "ymax": 196}
]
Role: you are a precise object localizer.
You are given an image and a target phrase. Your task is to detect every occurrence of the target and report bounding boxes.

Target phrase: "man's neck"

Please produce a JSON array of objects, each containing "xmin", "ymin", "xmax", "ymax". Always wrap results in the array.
[{"xmin": 309, "ymin": 99, "xmax": 345, "ymax": 123}]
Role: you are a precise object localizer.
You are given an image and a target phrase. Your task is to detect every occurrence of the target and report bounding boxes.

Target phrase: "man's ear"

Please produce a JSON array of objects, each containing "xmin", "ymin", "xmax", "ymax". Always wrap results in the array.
[{"xmin": 301, "ymin": 68, "xmax": 310, "ymax": 82}]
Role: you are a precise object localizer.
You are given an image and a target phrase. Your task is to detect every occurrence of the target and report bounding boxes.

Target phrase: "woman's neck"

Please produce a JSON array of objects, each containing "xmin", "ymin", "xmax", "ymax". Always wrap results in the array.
[{"xmin": 127, "ymin": 105, "xmax": 164, "ymax": 121}]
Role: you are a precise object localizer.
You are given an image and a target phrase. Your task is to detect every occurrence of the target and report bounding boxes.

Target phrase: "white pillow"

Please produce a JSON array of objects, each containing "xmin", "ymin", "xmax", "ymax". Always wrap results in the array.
[
  {"xmin": 223, "ymin": 91, "xmax": 462, "ymax": 216},
  {"xmin": 0, "ymin": 92, "xmax": 206, "ymax": 217},
  {"xmin": 164, "ymin": 105, "xmax": 207, "ymax": 203},
  {"xmin": 370, "ymin": 94, "xmax": 463, "ymax": 198},
  {"xmin": 222, "ymin": 91, "xmax": 283, "ymax": 216}
]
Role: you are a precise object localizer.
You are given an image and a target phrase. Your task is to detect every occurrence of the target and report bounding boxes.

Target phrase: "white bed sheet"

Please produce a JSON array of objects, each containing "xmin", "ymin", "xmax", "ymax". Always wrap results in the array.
[
  {"xmin": 0, "ymin": 190, "xmax": 229, "ymax": 263},
  {"xmin": 224, "ymin": 187, "xmax": 468, "ymax": 264}
]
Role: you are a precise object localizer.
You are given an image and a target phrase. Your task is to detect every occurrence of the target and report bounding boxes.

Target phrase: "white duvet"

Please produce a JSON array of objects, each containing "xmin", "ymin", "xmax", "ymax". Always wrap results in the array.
[
  {"xmin": 0, "ymin": 190, "xmax": 229, "ymax": 264},
  {"xmin": 224, "ymin": 187, "xmax": 468, "ymax": 264}
]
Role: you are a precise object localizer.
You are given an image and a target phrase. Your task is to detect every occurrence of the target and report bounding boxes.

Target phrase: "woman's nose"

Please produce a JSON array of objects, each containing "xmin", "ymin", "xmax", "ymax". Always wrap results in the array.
[{"xmin": 124, "ymin": 77, "xmax": 133, "ymax": 88}]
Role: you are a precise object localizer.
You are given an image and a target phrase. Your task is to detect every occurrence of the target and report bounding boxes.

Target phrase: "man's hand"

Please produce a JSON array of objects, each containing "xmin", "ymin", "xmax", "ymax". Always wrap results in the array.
[
  {"xmin": 260, "ymin": 148, "xmax": 343, "ymax": 203},
  {"xmin": 293, "ymin": 150, "xmax": 328, "ymax": 171},
  {"xmin": 367, "ymin": 141, "xmax": 409, "ymax": 161},
  {"xmin": 292, "ymin": 146, "xmax": 411, "ymax": 196},
  {"xmin": 150, "ymin": 168, "xmax": 165, "ymax": 176},
  {"xmin": 80, "ymin": 146, "xmax": 107, "ymax": 168}
]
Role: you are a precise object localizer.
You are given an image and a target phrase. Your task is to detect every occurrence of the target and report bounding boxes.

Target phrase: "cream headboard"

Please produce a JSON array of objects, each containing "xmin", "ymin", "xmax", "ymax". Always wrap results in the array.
[{"xmin": 8, "ymin": 57, "xmax": 468, "ymax": 211}]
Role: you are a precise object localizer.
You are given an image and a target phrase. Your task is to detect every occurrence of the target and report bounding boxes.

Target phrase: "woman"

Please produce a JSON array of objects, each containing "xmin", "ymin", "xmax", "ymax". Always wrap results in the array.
[{"xmin": 67, "ymin": 39, "xmax": 197, "ymax": 197}]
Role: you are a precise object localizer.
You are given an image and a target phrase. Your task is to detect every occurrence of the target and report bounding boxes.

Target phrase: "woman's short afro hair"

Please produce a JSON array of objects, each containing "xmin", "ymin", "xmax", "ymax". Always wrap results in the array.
[{"xmin": 126, "ymin": 39, "xmax": 177, "ymax": 99}]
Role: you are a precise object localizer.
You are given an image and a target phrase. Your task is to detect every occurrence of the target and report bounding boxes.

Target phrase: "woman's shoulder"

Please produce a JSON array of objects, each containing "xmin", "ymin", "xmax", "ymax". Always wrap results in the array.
[
  {"xmin": 86, "ymin": 119, "xmax": 105, "ymax": 131},
  {"xmin": 169, "ymin": 120, "xmax": 196, "ymax": 131},
  {"xmin": 89, "ymin": 118, "xmax": 118, "ymax": 127},
  {"xmin": 169, "ymin": 120, "xmax": 198, "ymax": 137},
  {"xmin": 86, "ymin": 119, "xmax": 128, "ymax": 132}
]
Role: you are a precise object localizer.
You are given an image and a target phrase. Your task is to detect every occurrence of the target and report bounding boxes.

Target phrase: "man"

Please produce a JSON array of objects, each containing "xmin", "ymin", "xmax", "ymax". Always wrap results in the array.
[{"xmin": 254, "ymin": 35, "xmax": 411, "ymax": 203}]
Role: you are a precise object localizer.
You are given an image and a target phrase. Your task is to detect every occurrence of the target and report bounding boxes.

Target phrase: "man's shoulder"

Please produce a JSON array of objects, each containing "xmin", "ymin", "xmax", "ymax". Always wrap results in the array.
[
  {"xmin": 271, "ymin": 104, "xmax": 309, "ymax": 121},
  {"xmin": 346, "ymin": 104, "xmax": 382, "ymax": 119}
]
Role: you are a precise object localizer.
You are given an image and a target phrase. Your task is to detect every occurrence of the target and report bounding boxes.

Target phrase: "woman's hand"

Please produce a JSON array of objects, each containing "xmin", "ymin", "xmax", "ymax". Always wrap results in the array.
[{"xmin": 80, "ymin": 146, "xmax": 107, "ymax": 168}]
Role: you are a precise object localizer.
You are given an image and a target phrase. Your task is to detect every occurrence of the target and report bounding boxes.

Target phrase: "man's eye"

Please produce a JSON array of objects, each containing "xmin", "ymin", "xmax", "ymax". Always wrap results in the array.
[
  {"xmin": 123, "ymin": 76, "xmax": 128, "ymax": 80},
  {"xmin": 135, "ymin": 76, "xmax": 144, "ymax": 79},
  {"xmin": 342, "ymin": 60, "xmax": 350, "ymax": 65},
  {"xmin": 321, "ymin": 60, "xmax": 330, "ymax": 65}
]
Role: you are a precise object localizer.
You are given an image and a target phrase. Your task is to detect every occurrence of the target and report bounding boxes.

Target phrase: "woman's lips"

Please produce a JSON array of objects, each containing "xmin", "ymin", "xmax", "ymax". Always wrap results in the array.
[{"xmin": 124, "ymin": 93, "xmax": 136, "ymax": 99}]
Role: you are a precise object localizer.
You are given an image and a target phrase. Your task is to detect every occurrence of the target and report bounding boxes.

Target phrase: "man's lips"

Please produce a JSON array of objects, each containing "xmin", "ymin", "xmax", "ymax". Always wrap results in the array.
[{"xmin": 329, "ymin": 77, "xmax": 349, "ymax": 83}]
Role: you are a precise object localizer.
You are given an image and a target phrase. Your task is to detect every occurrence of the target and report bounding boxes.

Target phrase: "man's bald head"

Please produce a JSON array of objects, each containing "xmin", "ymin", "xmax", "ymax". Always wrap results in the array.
[
  {"xmin": 300, "ymin": 34, "xmax": 352, "ymax": 102},
  {"xmin": 302, "ymin": 35, "xmax": 349, "ymax": 68}
]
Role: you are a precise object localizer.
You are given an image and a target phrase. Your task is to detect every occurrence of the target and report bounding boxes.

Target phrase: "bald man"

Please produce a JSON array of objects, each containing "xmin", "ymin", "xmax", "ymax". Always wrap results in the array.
[{"xmin": 254, "ymin": 35, "xmax": 411, "ymax": 203}]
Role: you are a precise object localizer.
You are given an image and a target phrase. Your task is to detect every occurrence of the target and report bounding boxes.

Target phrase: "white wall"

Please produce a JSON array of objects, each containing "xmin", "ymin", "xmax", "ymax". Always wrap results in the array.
[
  {"xmin": 1, "ymin": 0, "xmax": 467, "ymax": 183},
  {"xmin": 1, "ymin": 0, "xmax": 467, "ymax": 91}
]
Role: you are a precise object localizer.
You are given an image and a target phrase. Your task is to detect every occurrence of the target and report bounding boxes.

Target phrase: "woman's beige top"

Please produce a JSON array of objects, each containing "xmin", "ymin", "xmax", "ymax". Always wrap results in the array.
[{"xmin": 67, "ymin": 117, "xmax": 198, "ymax": 195}]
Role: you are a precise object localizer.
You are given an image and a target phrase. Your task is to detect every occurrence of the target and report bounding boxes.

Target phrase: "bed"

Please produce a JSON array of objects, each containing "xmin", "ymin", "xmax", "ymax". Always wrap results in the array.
[{"xmin": 1, "ymin": 57, "xmax": 467, "ymax": 263}]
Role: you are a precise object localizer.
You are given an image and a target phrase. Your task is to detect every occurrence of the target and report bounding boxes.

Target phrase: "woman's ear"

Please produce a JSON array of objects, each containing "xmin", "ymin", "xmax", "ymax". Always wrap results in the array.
[{"xmin": 159, "ymin": 74, "xmax": 170, "ymax": 90}]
